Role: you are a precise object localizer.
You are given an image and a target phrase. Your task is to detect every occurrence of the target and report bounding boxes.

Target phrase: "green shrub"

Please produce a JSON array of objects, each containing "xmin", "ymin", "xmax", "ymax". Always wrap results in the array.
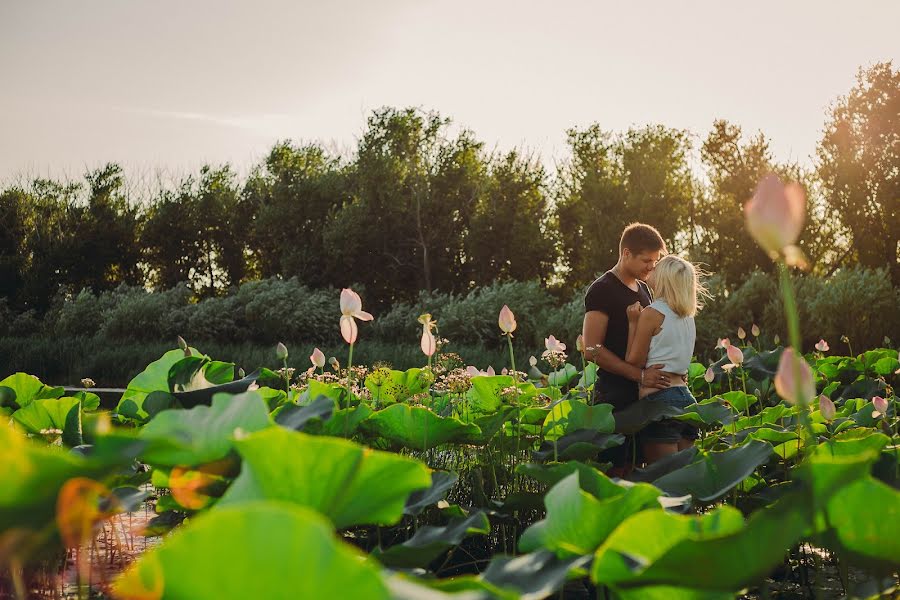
[{"xmin": 98, "ymin": 284, "xmax": 192, "ymax": 342}]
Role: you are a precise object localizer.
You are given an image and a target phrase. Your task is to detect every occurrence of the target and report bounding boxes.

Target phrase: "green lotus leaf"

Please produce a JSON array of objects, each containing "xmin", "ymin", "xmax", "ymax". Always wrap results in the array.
[
  {"xmin": 404, "ymin": 471, "xmax": 459, "ymax": 516},
  {"xmin": 219, "ymin": 427, "xmax": 431, "ymax": 528},
  {"xmin": 481, "ymin": 551, "xmax": 592, "ymax": 600},
  {"xmin": 548, "ymin": 363, "xmax": 579, "ymax": 387},
  {"xmin": 116, "ymin": 349, "xmax": 203, "ymax": 421},
  {"xmin": 532, "ymin": 429, "xmax": 625, "ymax": 462},
  {"xmin": 0, "ymin": 372, "xmax": 64, "ymax": 409},
  {"xmin": 113, "ymin": 502, "xmax": 390, "ymax": 600},
  {"xmin": 271, "ymin": 395, "xmax": 334, "ymax": 431},
  {"xmin": 11, "ymin": 397, "xmax": 83, "ymax": 447},
  {"xmin": 373, "ymin": 511, "xmax": 490, "ymax": 568},
  {"xmin": 651, "ymin": 439, "xmax": 774, "ymax": 502},
  {"xmin": 361, "ymin": 404, "xmax": 483, "ymax": 451},
  {"xmin": 519, "ymin": 471, "xmax": 660, "ymax": 556},
  {"xmin": 138, "ymin": 391, "xmax": 271, "ymax": 467}
]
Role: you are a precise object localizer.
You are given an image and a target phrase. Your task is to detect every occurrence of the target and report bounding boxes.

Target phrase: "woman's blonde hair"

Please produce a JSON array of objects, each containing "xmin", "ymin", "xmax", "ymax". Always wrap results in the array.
[{"xmin": 650, "ymin": 255, "xmax": 708, "ymax": 318}]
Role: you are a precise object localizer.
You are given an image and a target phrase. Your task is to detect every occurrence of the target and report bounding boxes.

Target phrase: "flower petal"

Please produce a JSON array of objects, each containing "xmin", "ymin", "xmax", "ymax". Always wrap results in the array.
[
  {"xmin": 340, "ymin": 315, "xmax": 358, "ymax": 344},
  {"xmin": 340, "ymin": 288, "xmax": 362, "ymax": 316}
]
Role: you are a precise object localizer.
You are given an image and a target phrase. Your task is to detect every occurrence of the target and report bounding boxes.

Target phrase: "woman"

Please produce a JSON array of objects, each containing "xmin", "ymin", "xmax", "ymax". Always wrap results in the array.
[{"xmin": 625, "ymin": 255, "xmax": 706, "ymax": 464}]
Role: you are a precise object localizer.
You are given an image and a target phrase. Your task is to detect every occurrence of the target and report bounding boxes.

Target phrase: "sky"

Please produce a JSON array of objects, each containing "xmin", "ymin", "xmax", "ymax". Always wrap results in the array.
[{"xmin": 1, "ymin": 0, "xmax": 897, "ymax": 184}]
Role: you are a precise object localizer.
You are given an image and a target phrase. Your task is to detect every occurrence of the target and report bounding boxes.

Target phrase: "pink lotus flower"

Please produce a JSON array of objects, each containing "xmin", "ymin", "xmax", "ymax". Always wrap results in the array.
[
  {"xmin": 726, "ymin": 344, "xmax": 744, "ymax": 366},
  {"xmin": 872, "ymin": 396, "xmax": 888, "ymax": 418},
  {"xmin": 819, "ymin": 395, "xmax": 836, "ymax": 421},
  {"xmin": 545, "ymin": 335, "xmax": 566, "ymax": 352},
  {"xmin": 704, "ymin": 367, "xmax": 715, "ymax": 383},
  {"xmin": 466, "ymin": 365, "xmax": 496, "ymax": 377},
  {"xmin": 774, "ymin": 347, "xmax": 816, "ymax": 406},
  {"xmin": 575, "ymin": 334, "xmax": 584, "ymax": 353},
  {"xmin": 309, "ymin": 347, "xmax": 326, "ymax": 369},
  {"xmin": 744, "ymin": 173, "xmax": 807, "ymax": 260},
  {"xmin": 339, "ymin": 288, "xmax": 374, "ymax": 345},
  {"xmin": 737, "ymin": 327, "xmax": 746, "ymax": 340},
  {"xmin": 815, "ymin": 339, "xmax": 829, "ymax": 352},
  {"xmin": 751, "ymin": 324, "xmax": 760, "ymax": 337},
  {"xmin": 498, "ymin": 305, "xmax": 517, "ymax": 335}
]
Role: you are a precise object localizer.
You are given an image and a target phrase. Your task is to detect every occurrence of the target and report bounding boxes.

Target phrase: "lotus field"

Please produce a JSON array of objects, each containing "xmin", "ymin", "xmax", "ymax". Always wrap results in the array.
[{"xmin": 1, "ymin": 294, "xmax": 898, "ymax": 599}]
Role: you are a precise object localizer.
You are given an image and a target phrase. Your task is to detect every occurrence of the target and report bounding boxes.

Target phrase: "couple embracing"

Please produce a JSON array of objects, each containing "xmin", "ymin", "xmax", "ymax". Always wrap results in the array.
[{"xmin": 582, "ymin": 223, "xmax": 705, "ymax": 472}]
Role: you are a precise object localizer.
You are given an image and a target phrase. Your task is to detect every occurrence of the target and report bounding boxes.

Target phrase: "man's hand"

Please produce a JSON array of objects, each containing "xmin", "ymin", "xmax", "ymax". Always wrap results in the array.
[{"xmin": 642, "ymin": 364, "xmax": 671, "ymax": 389}]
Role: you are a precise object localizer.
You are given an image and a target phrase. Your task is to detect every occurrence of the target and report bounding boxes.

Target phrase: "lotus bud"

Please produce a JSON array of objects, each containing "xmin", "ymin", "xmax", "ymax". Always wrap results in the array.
[
  {"xmin": 774, "ymin": 347, "xmax": 815, "ymax": 406},
  {"xmin": 501, "ymin": 368, "xmax": 508, "ymax": 376},
  {"xmin": 328, "ymin": 357, "xmax": 340, "ymax": 371},
  {"xmin": 178, "ymin": 335, "xmax": 191, "ymax": 356},
  {"xmin": 529, "ymin": 355, "xmax": 538, "ymax": 368},
  {"xmin": 466, "ymin": 366, "xmax": 480, "ymax": 377},
  {"xmin": 276, "ymin": 342, "xmax": 289, "ymax": 361},
  {"xmin": 704, "ymin": 368, "xmax": 715, "ymax": 383},
  {"xmin": 737, "ymin": 327, "xmax": 746, "ymax": 340},
  {"xmin": 751, "ymin": 324, "xmax": 760, "ymax": 337},
  {"xmin": 716, "ymin": 338, "xmax": 731, "ymax": 349},
  {"xmin": 774, "ymin": 334, "xmax": 781, "ymax": 345},
  {"xmin": 872, "ymin": 396, "xmax": 888, "ymax": 418},
  {"xmin": 486, "ymin": 366, "xmax": 496, "ymax": 376},
  {"xmin": 576, "ymin": 334, "xmax": 584, "ymax": 353},
  {"xmin": 819, "ymin": 395, "xmax": 836, "ymax": 421},
  {"xmin": 726, "ymin": 344, "xmax": 744, "ymax": 367},
  {"xmin": 498, "ymin": 305, "xmax": 517, "ymax": 335},
  {"xmin": 744, "ymin": 173, "xmax": 806, "ymax": 259},
  {"xmin": 815, "ymin": 339, "xmax": 829, "ymax": 352},
  {"xmin": 310, "ymin": 348, "xmax": 326, "ymax": 369},
  {"xmin": 238, "ymin": 367, "xmax": 245, "ymax": 378},
  {"xmin": 421, "ymin": 328, "xmax": 436, "ymax": 357}
]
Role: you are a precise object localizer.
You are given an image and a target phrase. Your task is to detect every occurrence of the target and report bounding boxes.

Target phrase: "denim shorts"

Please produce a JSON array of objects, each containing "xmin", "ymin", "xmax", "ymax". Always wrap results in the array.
[{"xmin": 640, "ymin": 386, "xmax": 699, "ymax": 443}]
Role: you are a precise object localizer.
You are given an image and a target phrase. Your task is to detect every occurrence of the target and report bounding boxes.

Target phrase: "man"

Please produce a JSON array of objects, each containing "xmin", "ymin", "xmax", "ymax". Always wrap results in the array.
[{"xmin": 582, "ymin": 223, "xmax": 670, "ymax": 469}]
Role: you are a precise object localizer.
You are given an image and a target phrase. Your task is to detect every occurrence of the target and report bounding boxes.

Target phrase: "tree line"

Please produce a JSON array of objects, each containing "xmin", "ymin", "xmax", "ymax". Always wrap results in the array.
[{"xmin": 1, "ymin": 62, "xmax": 896, "ymax": 314}]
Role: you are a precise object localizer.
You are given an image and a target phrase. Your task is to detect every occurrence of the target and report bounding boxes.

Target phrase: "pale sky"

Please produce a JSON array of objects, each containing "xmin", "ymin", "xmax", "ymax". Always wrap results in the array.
[{"xmin": 1, "ymin": 0, "xmax": 897, "ymax": 184}]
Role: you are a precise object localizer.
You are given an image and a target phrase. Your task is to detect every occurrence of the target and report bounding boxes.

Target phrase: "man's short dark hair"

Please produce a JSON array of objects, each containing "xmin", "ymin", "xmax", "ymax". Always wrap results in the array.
[{"xmin": 619, "ymin": 223, "xmax": 666, "ymax": 255}]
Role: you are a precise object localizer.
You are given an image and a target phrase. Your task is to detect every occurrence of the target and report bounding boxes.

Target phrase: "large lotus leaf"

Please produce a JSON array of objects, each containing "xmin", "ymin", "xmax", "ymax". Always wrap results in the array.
[
  {"xmin": 219, "ymin": 427, "xmax": 431, "ymax": 528},
  {"xmin": 576, "ymin": 362, "xmax": 599, "ymax": 388},
  {"xmin": 717, "ymin": 391, "xmax": 758, "ymax": 413},
  {"xmin": 271, "ymin": 395, "xmax": 334, "ymax": 431},
  {"xmin": 138, "ymin": 392, "xmax": 271, "ymax": 467},
  {"xmin": 516, "ymin": 461, "xmax": 628, "ymax": 500},
  {"xmin": 651, "ymin": 440, "xmax": 773, "ymax": 502},
  {"xmin": 544, "ymin": 400, "xmax": 614, "ymax": 439},
  {"xmin": 612, "ymin": 398, "xmax": 684, "ymax": 434},
  {"xmin": 532, "ymin": 429, "xmax": 625, "ymax": 462},
  {"xmin": 593, "ymin": 506, "xmax": 744, "ymax": 587},
  {"xmin": 174, "ymin": 368, "xmax": 268, "ymax": 409},
  {"xmin": 0, "ymin": 372, "xmax": 64, "ymax": 409},
  {"xmin": 594, "ymin": 491, "xmax": 809, "ymax": 593},
  {"xmin": 404, "ymin": 471, "xmax": 459, "ymax": 516},
  {"xmin": 361, "ymin": 404, "xmax": 482, "ymax": 451},
  {"xmin": 308, "ymin": 403, "xmax": 373, "ymax": 438},
  {"xmin": 742, "ymin": 347, "xmax": 782, "ymax": 380},
  {"xmin": 462, "ymin": 407, "xmax": 516, "ymax": 446},
  {"xmin": 519, "ymin": 471, "xmax": 660, "ymax": 556},
  {"xmin": 466, "ymin": 376, "xmax": 537, "ymax": 415},
  {"xmin": 11, "ymin": 397, "xmax": 82, "ymax": 447},
  {"xmin": 113, "ymin": 502, "xmax": 389, "ymax": 600},
  {"xmin": 0, "ymin": 425, "xmax": 133, "ymax": 536},
  {"xmin": 873, "ymin": 356, "xmax": 899, "ymax": 377},
  {"xmin": 386, "ymin": 574, "xmax": 505, "ymax": 600},
  {"xmin": 792, "ymin": 430, "xmax": 887, "ymax": 502},
  {"xmin": 116, "ymin": 349, "xmax": 202, "ymax": 420},
  {"xmin": 675, "ymin": 399, "xmax": 734, "ymax": 427},
  {"xmin": 818, "ymin": 476, "xmax": 900, "ymax": 573},
  {"xmin": 373, "ymin": 511, "xmax": 490, "ymax": 568},
  {"xmin": 481, "ymin": 551, "xmax": 592, "ymax": 600},
  {"xmin": 746, "ymin": 427, "xmax": 798, "ymax": 445},
  {"xmin": 168, "ymin": 356, "xmax": 234, "ymax": 392},
  {"xmin": 366, "ymin": 368, "xmax": 433, "ymax": 405},
  {"xmin": 548, "ymin": 363, "xmax": 579, "ymax": 387},
  {"xmin": 730, "ymin": 404, "xmax": 790, "ymax": 431},
  {"xmin": 628, "ymin": 447, "xmax": 700, "ymax": 484}
]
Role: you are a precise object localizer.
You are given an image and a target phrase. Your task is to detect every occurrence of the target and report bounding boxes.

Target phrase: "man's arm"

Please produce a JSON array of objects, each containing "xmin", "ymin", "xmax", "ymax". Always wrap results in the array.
[{"xmin": 583, "ymin": 311, "xmax": 671, "ymax": 388}]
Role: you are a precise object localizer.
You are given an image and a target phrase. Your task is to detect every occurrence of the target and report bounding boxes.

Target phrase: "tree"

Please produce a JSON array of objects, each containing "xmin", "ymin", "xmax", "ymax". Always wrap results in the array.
[
  {"xmin": 243, "ymin": 141, "xmax": 346, "ymax": 285},
  {"xmin": 555, "ymin": 124, "xmax": 695, "ymax": 289},
  {"xmin": 466, "ymin": 150, "xmax": 556, "ymax": 285},
  {"xmin": 817, "ymin": 61, "xmax": 899, "ymax": 283}
]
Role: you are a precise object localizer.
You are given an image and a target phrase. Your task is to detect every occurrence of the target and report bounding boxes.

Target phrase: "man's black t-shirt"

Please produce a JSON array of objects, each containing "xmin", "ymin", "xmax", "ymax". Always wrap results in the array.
[{"xmin": 584, "ymin": 271, "xmax": 652, "ymax": 407}]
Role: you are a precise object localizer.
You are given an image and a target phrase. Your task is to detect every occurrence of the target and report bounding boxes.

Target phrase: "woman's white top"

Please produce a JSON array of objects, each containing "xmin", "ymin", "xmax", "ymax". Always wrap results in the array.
[{"xmin": 645, "ymin": 299, "xmax": 695, "ymax": 375}]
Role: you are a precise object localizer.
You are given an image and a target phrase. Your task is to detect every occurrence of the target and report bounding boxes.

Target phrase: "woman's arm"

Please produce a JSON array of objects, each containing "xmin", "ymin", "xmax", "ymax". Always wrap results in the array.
[{"xmin": 626, "ymin": 307, "xmax": 664, "ymax": 368}]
